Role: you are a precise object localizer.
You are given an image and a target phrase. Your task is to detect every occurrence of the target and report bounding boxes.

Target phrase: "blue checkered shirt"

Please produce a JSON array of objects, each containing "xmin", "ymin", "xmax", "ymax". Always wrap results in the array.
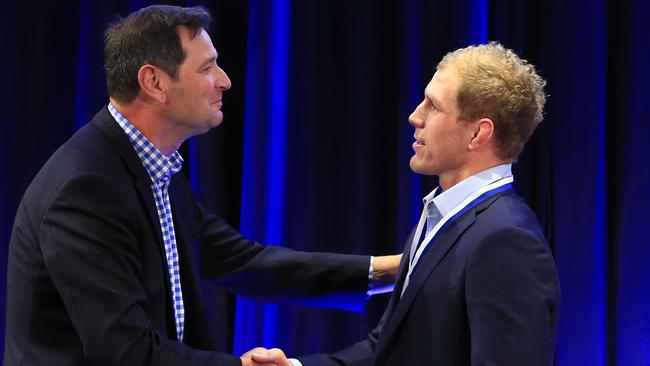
[{"xmin": 108, "ymin": 104, "xmax": 186, "ymax": 342}]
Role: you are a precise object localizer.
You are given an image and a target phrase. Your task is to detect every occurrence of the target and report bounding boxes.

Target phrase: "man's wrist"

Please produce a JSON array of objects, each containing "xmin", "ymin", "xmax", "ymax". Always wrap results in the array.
[
  {"xmin": 367, "ymin": 254, "xmax": 402, "ymax": 296},
  {"xmin": 366, "ymin": 256, "xmax": 375, "ymax": 297}
]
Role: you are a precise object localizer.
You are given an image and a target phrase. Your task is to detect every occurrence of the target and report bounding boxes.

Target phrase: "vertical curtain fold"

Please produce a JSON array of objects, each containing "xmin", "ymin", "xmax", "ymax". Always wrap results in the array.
[
  {"xmin": 235, "ymin": 0, "xmax": 289, "ymax": 354},
  {"xmin": 1, "ymin": 1, "xmax": 649, "ymax": 363},
  {"xmin": 609, "ymin": 0, "xmax": 650, "ymax": 364}
]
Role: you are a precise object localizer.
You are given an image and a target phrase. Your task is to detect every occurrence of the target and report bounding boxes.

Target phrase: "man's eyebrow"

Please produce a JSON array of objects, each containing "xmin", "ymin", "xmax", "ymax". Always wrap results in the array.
[
  {"xmin": 425, "ymin": 91, "xmax": 438, "ymax": 105},
  {"xmin": 426, "ymin": 90, "xmax": 445, "ymax": 111},
  {"xmin": 199, "ymin": 56, "xmax": 217, "ymax": 68}
]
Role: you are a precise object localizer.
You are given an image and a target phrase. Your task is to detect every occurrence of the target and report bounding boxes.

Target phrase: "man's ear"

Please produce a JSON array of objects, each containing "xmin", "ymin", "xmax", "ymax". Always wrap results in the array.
[
  {"xmin": 137, "ymin": 64, "xmax": 168, "ymax": 104},
  {"xmin": 468, "ymin": 117, "xmax": 495, "ymax": 150}
]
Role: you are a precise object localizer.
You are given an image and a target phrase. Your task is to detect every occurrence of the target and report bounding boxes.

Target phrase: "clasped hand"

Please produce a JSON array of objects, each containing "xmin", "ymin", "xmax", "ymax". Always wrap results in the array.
[
  {"xmin": 239, "ymin": 254, "xmax": 403, "ymax": 366},
  {"xmin": 241, "ymin": 347, "xmax": 292, "ymax": 366}
]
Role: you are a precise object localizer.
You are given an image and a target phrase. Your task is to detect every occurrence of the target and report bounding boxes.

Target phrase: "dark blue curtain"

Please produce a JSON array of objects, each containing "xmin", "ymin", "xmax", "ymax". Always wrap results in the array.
[{"xmin": 1, "ymin": 1, "xmax": 648, "ymax": 364}]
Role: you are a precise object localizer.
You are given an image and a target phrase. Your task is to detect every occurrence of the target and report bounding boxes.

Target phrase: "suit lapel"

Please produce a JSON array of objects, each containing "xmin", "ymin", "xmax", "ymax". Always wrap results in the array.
[
  {"xmin": 92, "ymin": 107, "xmax": 169, "ymax": 276},
  {"xmin": 374, "ymin": 191, "xmax": 509, "ymax": 362},
  {"xmin": 377, "ymin": 232, "xmax": 416, "ymax": 327},
  {"xmin": 390, "ymin": 229, "xmax": 417, "ymax": 302},
  {"xmin": 374, "ymin": 212, "xmax": 476, "ymax": 358}
]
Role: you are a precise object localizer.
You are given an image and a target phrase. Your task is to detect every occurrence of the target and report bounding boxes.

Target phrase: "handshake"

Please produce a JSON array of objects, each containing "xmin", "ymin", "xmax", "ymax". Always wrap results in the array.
[
  {"xmin": 238, "ymin": 254, "xmax": 404, "ymax": 366},
  {"xmin": 240, "ymin": 347, "xmax": 293, "ymax": 366}
]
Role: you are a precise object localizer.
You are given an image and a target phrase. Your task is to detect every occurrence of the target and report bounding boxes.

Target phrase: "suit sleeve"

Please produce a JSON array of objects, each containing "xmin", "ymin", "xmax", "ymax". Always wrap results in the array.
[
  {"xmin": 295, "ymin": 307, "xmax": 385, "ymax": 366},
  {"xmin": 40, "ymin": 173, "xmax": 240, "ymax": 366},
  {"xmin": 195, "ymin": 204, "xmax": 371, "ymax": 311},
  {"xmin": 291, "ymin": 229, "xmax": 413, "ymax": 366},
  {"xmin": 465, "ymin": 227, "xmax": 560, "ymax": 366}
]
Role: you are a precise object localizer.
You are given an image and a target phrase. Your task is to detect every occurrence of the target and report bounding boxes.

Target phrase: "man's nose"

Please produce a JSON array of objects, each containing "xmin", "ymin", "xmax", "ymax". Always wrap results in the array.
[
  {"xmin": 215, "ymin": 66, "xmax": 232, "ymax": 90},
  {"xmin": 408, "ymin": 100, "xmax": 425, "ymax": 127}
]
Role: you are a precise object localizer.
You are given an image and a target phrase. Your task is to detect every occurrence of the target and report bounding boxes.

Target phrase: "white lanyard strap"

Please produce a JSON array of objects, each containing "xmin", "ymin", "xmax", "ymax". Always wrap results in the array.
[{"xmin": 402, "ymin": 176, "xmax": 514, "ymax": 296}]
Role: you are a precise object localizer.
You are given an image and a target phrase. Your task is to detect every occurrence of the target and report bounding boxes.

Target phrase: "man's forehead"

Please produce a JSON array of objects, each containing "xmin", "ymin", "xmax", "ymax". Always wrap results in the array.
[
  {"xmin": 179, "ymin": 28, "xmax": 217, "ymax": 59},
  {"xmin": 177, "ymin": 25, "xmax": 205, "ymax": 38},
  {"xmin": 179, "ymin": 26, "xmax": 214, "ymax": 48},
  {"xmin": 433, "ymin": 66, "xmax": 458, "ymax": 83},
  {"xmin": 424, "ymin": 72, "xmax": 443, "ymax": 99},
  {"xmin": 424, "ymin": 82, "xmax": 436, "ymax": 99},
  {"xmin": 430, "ymin": 68, "xmax": 459, "ymax": 93}
]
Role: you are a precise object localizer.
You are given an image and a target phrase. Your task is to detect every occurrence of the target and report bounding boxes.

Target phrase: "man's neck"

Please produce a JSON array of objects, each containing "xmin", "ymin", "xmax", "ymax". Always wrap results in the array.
[
  {"xmin": 438, "ymin": 161, "xmax": 511, "ymax": 192},
  {"xmin": 110, "ymin": 98, "xmax": 181, "ymax": 156}
]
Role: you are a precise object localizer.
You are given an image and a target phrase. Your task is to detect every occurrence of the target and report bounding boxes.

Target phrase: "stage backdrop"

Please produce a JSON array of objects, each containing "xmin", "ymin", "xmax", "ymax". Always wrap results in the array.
[{"xmin": 1, "ymin": 0, "xmax": 648, "ymax": 365}]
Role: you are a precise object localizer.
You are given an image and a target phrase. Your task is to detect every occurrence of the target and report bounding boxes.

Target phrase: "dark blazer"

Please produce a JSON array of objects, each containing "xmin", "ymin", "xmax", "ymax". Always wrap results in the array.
[
  {"xmin": 299, "ymin": 189, "xmax": 560, "ymax": 366},
  {"xmin": 4, "ymin": 107, "xmax": 369, "ymax": 366}
]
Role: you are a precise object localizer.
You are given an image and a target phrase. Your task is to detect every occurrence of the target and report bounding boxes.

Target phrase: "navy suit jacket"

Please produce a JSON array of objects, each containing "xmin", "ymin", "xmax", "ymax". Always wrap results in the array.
[
  {"xmin": 299, "ymin": 189, "xmax": 560, "ymax": 366},
  {"xmin": 4, "ymin": 107, "xmax": 369, "ymax": 366}
]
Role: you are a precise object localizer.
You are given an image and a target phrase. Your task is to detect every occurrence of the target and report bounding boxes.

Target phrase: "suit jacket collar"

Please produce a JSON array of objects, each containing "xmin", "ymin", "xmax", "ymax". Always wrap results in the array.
[
  {"xmin": 91, "ymin": 106, "xmax": 168, "ymax": 270},
  {"xmin": 374, "ymin": 189, "xmax": 512, "ymax": 362},
  {"xmin": 92, "ymin": 106, "xmax": 152, "ymax": 184}
]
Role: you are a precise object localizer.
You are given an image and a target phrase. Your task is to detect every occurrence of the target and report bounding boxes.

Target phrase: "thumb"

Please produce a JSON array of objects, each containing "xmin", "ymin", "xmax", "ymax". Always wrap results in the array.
[
  {"xmin": 251, "ymin": 347, "xmax": 286, "ymax": 363},
  {"xmin": 251, "ymin": 351, "xmax": 272, "ymax": 362}
]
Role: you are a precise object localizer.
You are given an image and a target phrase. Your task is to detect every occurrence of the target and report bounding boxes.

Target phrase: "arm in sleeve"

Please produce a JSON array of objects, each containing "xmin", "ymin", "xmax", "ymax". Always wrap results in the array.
[
  {"xmin": 294, "ymin": 306, "xmax": 386, "ymax": 366},
  {"xmin": 465, "ymin": 227, "xmax": 560, "ymax": 366},
  {"xmin": 41, "ymin": 173, "xmax": 240, "ymax": 366},
  {"xmin": 283, "ymin": 234, "xmax": 411, "ymax": 365},
  {"xmin": 196, "ymin": 205, "xmax": 371, "ymax": 310}
]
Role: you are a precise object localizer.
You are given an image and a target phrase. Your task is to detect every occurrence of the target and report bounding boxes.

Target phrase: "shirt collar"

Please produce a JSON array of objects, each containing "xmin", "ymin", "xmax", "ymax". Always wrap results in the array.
[
  {"xmin": 423, "ymin": 164, "xmax": 513, "ymax": 217},
  {"xmin": 107, "ymin": 103, "xmax": 184, "ymax": 184}
]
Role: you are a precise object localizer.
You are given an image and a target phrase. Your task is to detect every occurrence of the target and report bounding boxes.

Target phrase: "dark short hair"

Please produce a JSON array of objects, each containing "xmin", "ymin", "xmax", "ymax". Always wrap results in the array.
[{"xmin": 104, "ymin": 5, "xmax": 211, "ymax": 104}]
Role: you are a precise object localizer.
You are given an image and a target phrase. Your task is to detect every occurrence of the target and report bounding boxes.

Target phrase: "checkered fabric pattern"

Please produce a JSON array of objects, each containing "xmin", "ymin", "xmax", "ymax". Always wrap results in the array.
[{"xmin": 108, "ymin": 104, "xmax": 186, "ymax": 342}]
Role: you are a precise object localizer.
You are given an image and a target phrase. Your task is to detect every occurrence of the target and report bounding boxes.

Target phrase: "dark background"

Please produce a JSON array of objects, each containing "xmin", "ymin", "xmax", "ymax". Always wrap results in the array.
[{"xmin": 1, "ymin": 0, "xmax": 648, "ymax": 365}]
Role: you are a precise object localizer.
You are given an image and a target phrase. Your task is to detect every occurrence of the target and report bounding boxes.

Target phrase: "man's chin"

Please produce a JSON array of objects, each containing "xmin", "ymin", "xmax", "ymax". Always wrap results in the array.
[
  {"xmin": 409, "ymin": 158, "xmax": 434, "ymax": 176},
  {"xmin": 409, "ymin": 158, "xmax": 422, "ymax": 174},
  {"xmin": 191, "ymin": 116, "xmax": 222, "ymax": 137},
  {"xmin": 209, "ymin": 112, "xmax": 224, "ymax": 127}
]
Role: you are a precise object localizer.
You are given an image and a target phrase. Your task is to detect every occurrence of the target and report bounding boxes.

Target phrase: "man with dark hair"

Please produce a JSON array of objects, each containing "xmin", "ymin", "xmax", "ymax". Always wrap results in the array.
[
  {"xmin": 104, "ymin": 5, "xmax": 213, "ymax": 104},
  {"xmin": 253, "ymin": 43, "xmax": 560, "ymax": 366},
  {"xmin": 4, "ymin": 5, "xmax": 400, "ymax": 366}
]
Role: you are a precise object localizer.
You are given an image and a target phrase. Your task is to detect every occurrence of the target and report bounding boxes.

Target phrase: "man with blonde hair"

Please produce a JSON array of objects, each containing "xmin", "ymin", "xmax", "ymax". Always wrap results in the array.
[{"xmin": 253, "ymin": 42, "xmax": 560, "ymax": 366}]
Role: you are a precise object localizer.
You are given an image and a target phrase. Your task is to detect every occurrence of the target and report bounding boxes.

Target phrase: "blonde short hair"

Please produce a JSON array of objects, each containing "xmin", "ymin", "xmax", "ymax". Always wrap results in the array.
[{"xmin": 438, "ymin": 42, "xmax": 546, "ymax": 160}]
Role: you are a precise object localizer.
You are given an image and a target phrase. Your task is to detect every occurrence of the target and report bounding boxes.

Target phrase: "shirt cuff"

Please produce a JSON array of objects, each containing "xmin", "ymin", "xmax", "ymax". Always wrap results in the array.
[
  {"xmin": 366, "ymin": 255, "xmax": 395, "ymax": 297},
  {"xmin": 366, "ymin": 256, "xmax": 374, "ymax": 298},
  {"xmin": 288, "ymin": 358, "xmax": 303, "ymax": 366}
]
